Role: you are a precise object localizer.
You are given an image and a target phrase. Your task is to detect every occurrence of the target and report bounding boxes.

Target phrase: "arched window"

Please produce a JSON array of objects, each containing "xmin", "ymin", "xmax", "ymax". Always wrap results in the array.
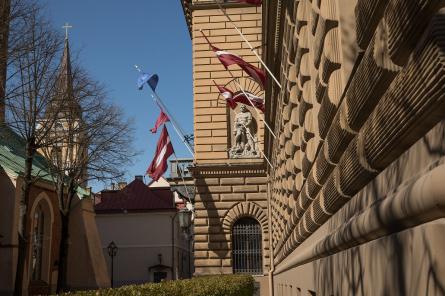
[
  {"xmin": 232, "ymin": 217, "xmax": 262, "ymax": 275},
  {"xmin": 31, "ymin": 205, "xmax": 45, "ymax": 280}
]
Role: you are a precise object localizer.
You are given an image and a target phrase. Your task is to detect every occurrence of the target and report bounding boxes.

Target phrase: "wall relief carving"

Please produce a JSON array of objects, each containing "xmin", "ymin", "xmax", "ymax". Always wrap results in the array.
[
  {"xmin": 216, "ymin": 78, "xmax": 264, "ymax": 159},
  {"xmin": 229, "ymin": 105, "xmax": 260, "ymax": 158}
]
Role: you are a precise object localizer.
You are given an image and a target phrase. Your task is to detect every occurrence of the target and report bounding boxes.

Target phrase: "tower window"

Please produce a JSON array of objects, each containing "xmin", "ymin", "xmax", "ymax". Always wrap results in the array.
[{"xmin": 232, "ymin": 217, "xmax": 262, "ymax": 275}]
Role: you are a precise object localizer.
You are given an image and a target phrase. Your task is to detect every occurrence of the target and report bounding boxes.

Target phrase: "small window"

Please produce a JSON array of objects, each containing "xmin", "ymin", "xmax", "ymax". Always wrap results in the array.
[{"xmin": 232, "ymin": 217, "xmax": 262, "ymax": 275}]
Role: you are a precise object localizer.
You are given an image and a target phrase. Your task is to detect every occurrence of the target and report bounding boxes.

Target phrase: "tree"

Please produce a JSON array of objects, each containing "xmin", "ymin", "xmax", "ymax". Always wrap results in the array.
[
  {"xmin": 2, "ymin": 0, "xmax": 40, "ymax": 122},
  {"xmin": 4, "ymin": 1, "xmax": 135, "ymax": 293},
  {"xmin": 0, "ymin": 0, "xmax": 11, "ymax": 122},
  {"xmin": 41, "ymin": 65, "xmax": 135, "ymax": 292},
  {"xmin": 4, "ymin": 4, "xmax": 65, "ymax": 294}
]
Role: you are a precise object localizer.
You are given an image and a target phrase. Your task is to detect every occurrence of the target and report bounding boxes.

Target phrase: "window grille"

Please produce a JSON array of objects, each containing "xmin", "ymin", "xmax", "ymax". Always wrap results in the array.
[{"xmin": 232, "ymin": 217, "xmax": 263, "ymax": 275}]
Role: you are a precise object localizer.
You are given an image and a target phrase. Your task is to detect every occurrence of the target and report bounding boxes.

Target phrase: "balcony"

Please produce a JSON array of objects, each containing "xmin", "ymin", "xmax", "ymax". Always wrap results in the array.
[{"xmin": 169, "ymin": 158, "xmax": 193, "ymax": 179}]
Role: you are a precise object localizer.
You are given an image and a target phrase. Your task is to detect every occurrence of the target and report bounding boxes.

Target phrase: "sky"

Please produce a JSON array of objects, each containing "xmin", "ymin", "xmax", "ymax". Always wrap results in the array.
[{"xmin": 44, "ymin": 1, "xmax": 194, "ymax": 191}]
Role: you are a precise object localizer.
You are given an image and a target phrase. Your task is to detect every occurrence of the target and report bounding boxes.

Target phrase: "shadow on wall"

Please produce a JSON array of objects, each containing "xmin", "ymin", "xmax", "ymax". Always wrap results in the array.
[
  {"xmin": 313, "ymin": 122, "xmax": 445, "ymax": 295},
  {"xmin": 0, "ymin": 168, "xmax": 17, "ymax": 293},
  {"xmin": 195, "ymin": 178, "xmax": 231, "ymax": 272}
]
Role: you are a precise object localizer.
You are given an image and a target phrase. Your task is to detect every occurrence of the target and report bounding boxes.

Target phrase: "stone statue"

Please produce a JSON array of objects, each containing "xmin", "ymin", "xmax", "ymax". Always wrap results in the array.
[{"xmin": 229, "ymin": 105, "xmax": 259, "ymax": 158}]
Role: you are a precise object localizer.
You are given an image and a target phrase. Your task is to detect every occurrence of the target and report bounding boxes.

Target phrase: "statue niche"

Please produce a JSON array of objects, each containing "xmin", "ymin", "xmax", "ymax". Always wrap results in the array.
[{"xmin": 229, "ymin": 105, "xmax": 260, "ymax": 159}]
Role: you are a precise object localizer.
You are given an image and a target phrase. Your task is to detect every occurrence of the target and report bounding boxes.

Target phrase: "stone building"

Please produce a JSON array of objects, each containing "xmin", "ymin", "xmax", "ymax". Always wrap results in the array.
[
  {"xmin": 181, "ymin": 0, "xmax": 445, "ymax": 295},
  {"xmin": 0, "ymin": 117, "xmax": 108, "ymax": 296},
  {"xmin": 180, "ymin": 1, "xmax": 271, "ymax": 293},
  {"xmin": 94, "ymin": 177, "xmax": 193, "ymax": 286}
]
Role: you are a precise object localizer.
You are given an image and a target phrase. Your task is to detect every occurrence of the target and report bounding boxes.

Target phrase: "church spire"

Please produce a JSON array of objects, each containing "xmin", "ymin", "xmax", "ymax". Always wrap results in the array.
[
  {"xmin": 52, "ymin": 30, "xmax": 80, "ymax": 118},
  {"xmin": 59, "ymin": 37, "xmax": 73, "ymax": 98},
  {"xmin": 60, "ymin": 22, "xmax": 73, "ymax": 93}
]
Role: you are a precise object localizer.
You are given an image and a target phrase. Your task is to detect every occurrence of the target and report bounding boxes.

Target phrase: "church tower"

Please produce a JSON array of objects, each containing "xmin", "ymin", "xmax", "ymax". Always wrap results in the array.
[{"xmin": 44, "ymin": 34, "xmax": 86, "ymax": 185}]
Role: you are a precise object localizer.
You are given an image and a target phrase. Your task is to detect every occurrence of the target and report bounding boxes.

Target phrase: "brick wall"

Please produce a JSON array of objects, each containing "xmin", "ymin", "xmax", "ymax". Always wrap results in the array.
[
  {"xmin": 188, "ymin": 0, "xmax": 270, "ymax": 280},
  {"xmin": 192, "ymin": 172, "xmax": 269, "ymax": 275},
  {"xmin": 192, "ymin": 4, "xmax": 264, "ymax": 163}
]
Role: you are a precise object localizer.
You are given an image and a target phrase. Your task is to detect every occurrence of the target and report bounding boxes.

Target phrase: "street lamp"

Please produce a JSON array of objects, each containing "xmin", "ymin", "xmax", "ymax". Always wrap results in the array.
[
  {"xmin": 107, "ymin": 241, "xmax": 118, "ymax": 287},
  {"xmin": 178, "ymin": 208, "xmax": 192, "ymax": 230}
]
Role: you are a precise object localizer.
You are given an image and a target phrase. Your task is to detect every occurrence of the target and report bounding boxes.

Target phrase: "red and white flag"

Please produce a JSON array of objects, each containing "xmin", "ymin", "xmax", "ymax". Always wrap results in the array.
[
  {"xmin": 215, "ymin": 84, "xmax": 238, "ymax": 109},
  {"xmin": 201, "ymin": 31, "xmax": 266, "ymax": 88},
  {"xmin": 147, "ymin": 126, "xmax": 174, "ymax": 181},
  {"xmin": 231, "ymin": 0, "xmax": 262, "ymax": 6},
  {"xmin": 215, "ymin": 83, "xmax": 265, "ymax": 112},
  {"xmin": 150, "ymin": 111, "xmax": 170, "ymax": 133}
]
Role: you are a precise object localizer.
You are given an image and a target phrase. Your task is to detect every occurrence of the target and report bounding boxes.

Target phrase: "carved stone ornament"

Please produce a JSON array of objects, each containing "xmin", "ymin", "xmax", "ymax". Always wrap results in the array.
[{"xmin": 229, "ymin": 105, "xmax": 260, "ymax": 159}]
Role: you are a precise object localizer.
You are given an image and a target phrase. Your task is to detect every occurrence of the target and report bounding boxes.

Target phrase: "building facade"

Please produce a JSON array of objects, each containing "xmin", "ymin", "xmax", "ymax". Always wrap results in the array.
[
  {"xmin": 94, "ymin": 177, "xmax": 193, "ymax": 286},
  {"xmin": 0, "ymin": 126, "xmax": 109, "ymax": 295},
  {"xmin": 182, "ymin": 0, "xmax": 445, "ymax": 295},
  {"xmin": 181, "ymin": 0, "xmax": 271, "ymax": 293},
  {"xmin": 264, "ymin": 0, "xmax": 445, "ymax": 295}
]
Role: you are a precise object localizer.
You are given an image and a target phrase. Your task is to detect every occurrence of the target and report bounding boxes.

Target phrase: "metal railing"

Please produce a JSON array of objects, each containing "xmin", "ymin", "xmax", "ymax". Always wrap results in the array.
[{"xmin": 170, "ymin": 158, "xmax": 193, "ymax": 179}]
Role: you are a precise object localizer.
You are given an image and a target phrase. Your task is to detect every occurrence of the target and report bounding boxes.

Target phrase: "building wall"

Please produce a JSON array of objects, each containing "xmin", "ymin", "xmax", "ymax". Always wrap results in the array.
[
  {"xmin": 95, "ymin": 211, "xmax": 191, "ymax": 286},
  {"xmin": 263, "ymin": 0, "xmax": 445, "ymax": 295},
  {"xmin": 0, "ymin": 169, "xmax": 19, "ymax": 294},
  {"xmin": 0, "ymin": 172, "xmax": 110, "ymax": 294},
  {"xmin": 192, "ymin": 3, "xmax": 264, "ymax": 162},
  {"xmin": 193, "ymin": 171, "xmax": 269, "ymax": 275},
  {"xmin": 187, "ymin": 1, "xmax": 270, "ymax": 285},
  {"xmin": 67, "ymin": 198, "xmax": 110, "ymax": 290},
  {"xmin": 0, "ymin": 175, "xmax": 62, "ymax": 295},
  {"xmin": 273, "ymin": 123, "xmax": 445, "ymax": 295}
]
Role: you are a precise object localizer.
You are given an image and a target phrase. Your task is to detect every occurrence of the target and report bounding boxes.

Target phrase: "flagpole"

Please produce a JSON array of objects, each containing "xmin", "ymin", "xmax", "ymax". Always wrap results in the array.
[
  {"xmin": 212, "ymin": 81, "xmax": 274, "ymax": 169},
  {"xmin": 135, "ymin": 65, "xmax": 195, "ymax": 158},
  {"xmin": 151, "ymin": 92, "xmax": 195, "ymax": 158},
  {"xmin": 230, "ymin": 108, "xmax": 274, "ymax": 170},
  {"xmin": 172, "ymin": 152, "xmax": 194, "ymax": 205},
  {"xmin": 230, "ymin": 74, "xmax": 277, "ymax": 139},
  {"xmin": 214, "ymin": 74, "xmax": 276, "ymax": 139},
  {"xmin": 216, "ymin": 1, "xmax": 282, "ymax": 89},
  {"xmin": 199, "ymin": 30, "xmax": 276, "ymax": 139}
]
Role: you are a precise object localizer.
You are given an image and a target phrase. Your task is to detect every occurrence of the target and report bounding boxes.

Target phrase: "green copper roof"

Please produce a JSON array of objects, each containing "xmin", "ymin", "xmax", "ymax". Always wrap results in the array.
[
  {"xmin": 0, "ymin": 124, "xmax": 90, "ymax": 198},
  {"xmin": 0, "ymin": 124, "xmax": 53, "ymax": 182}
]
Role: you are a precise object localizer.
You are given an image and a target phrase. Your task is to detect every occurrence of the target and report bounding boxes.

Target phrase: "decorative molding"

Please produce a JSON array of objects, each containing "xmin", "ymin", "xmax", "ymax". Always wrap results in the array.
[
  {"xmin": 180, "ymin": 0, "xmax": 258, "ymax": 37},
  {"xmin": 274, "ymin": 163, "xmax": 445, "ymax": 274},
  {"xmin": 274, "ymin": 7, "xmax": 445, "ymax": 264},
  {"xmin": 222, "ymin": 201, "xmax": 269, "ymax": 234},
  {"xmin": 190, "ymin": 162, "xmax": 266, "ymax": 177}
]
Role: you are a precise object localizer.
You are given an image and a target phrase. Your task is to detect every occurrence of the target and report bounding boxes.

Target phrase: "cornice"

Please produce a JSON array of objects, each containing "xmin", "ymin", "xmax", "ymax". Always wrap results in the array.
[
  {"xmin": 189, "ymin": 161, "xmax": 267, "ymax": 177},
  {"xmin": 180, "ymin": 0, "xmax": 256, "ymax": 38}
]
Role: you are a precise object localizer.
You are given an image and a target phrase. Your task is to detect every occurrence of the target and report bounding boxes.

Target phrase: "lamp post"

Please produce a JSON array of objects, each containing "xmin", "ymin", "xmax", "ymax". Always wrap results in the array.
[
  {"xmin": 177, "ymin": 208, "xmax": 193, "ymax": 278},
  {"xmin": 107, "ymin": 241, "xmax": 118, "ymax": 287},
  {"xmin": 178, "ymin": 208, "xmax": 192, "ymax": 231}
]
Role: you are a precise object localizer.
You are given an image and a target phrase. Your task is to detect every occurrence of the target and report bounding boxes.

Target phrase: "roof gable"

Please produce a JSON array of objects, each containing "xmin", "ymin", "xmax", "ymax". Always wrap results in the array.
[{"xmin": 95, "ymin": 179, "xmax": 175, "ymax": 212}]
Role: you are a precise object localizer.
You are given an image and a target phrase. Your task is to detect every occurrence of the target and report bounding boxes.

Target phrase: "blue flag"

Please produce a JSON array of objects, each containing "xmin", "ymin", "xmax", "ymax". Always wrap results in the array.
[{"xmin": 137, "ymin": 73, "xmax": 159, "ymax": 92}]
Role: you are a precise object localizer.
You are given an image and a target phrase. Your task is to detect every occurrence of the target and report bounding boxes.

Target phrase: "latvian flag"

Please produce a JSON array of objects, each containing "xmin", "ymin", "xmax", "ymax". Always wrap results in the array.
[
  {"xmin": 216, "ymin": 84, "xmax": 265, "ymax": 112},
  {"xmin": 150, "ymin": 111, "xmax": 169, "ymax": 133},
  {"xmin": 147, "ymin": 126, "xmax": 174, "ymax": 181},
  {"xmin": 201, "ymin": 31, "xmax": 266, "ymax": 88}
]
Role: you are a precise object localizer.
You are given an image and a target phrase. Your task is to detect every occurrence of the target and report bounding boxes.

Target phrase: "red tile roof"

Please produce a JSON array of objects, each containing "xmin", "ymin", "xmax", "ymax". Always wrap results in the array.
[{"xmin": 95, "ymin": 179, "xmax": 175, "ymax": 213}]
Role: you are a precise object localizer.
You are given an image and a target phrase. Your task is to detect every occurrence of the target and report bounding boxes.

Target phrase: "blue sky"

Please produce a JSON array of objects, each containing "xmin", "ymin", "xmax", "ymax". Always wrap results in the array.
[{"xmin": 44, "ymin": 1, "xmax": 194, "ymax": 190}]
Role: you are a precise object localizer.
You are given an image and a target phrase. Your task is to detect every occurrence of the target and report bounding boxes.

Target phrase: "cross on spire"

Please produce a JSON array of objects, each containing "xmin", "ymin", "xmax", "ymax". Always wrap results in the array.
[{"xmin": 62, "ymin": 22, "xmax": 73, "ymax": 39}]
